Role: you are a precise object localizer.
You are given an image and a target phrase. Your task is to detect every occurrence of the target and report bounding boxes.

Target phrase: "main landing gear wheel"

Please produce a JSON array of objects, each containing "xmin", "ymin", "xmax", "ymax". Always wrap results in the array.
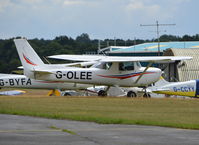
[
  {"xmin": 98, "ymin": 90, "xmax": 107, "ymax": 97},
  {"xmin": 143, "ymin": 93, "xmax": 151, "ymax": 98},
  {"xmin": 64, "ymin": 93, "xmax": 71, "ymax": 96},
  {"xmin": 127, "ymin": 91, "xmax": 137, "ymax": 97}
]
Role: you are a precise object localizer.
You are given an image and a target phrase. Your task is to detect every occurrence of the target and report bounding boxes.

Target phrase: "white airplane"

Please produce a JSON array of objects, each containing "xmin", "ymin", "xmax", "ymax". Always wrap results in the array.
[
  {"xmin": 149, "ymin": 77, "xmax": 199, "ymax": 98},
  {"xmin": 0, "ymin": 73, "xmax": 92, "ymax": 96},
  {"xmin": 13, "ymin": 38, "xmax": 192, "ymax": 96},
  {"xmin": 0, "ymin": 73, "xmax": 92, "ymax": 90}
]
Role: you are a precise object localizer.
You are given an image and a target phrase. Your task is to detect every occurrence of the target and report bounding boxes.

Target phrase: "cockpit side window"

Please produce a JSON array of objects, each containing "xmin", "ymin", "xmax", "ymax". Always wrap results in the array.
[
  {"xmin": 119, "ymin": 62, "xmax": 134, "ymax": 71},
  {"xmin": 93, "ymin": 62, "xmax": 112, "ymax": 70}
]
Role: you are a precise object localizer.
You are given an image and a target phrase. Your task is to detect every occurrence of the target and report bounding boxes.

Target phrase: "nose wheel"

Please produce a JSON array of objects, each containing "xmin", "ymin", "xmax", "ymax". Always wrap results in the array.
[
  {"xmin": 97, "ymin": 86, "xmax": 110, "ymax": 97},
  {"xmin": 98, "ymin": 90, "xmax": 107, "ymax": 96}
]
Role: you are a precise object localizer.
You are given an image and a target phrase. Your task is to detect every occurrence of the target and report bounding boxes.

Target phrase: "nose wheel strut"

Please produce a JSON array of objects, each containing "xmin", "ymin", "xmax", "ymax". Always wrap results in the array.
[
  {"xmin": 98, "ymin": 86, "xmax": 110, "ymax": 96},
  {"xmin": 143, "ymin": 87, "xmax": 151, "ymax": 98}
]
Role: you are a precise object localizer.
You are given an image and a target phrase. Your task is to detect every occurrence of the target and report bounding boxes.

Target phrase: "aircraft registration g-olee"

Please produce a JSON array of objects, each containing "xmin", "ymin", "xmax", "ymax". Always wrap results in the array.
[{"xmin": 14, "ymin": 38, "xmax": 192, "ymax": 96}]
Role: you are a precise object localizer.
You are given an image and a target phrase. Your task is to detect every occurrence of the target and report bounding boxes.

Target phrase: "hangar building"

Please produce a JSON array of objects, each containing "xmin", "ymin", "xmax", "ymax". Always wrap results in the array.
[{"xmin": 100, "ymin": 41, "xmax": 199, "ymax": 82}]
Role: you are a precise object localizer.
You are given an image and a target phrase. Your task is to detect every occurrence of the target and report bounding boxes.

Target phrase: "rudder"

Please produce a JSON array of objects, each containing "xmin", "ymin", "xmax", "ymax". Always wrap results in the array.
[{"xmin": 14, "ymin": 38, "xmax": 45, "ymax": 77}]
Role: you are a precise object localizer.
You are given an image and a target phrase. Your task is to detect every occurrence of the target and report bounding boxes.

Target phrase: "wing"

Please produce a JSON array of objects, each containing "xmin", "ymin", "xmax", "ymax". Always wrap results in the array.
[
  {"xmin": 48, "ymin": 54, "xmax": 192, "ymax": 63},
  {"xmin": 48, "ymin": 55, "xmax": 106, "ymax": 62}
]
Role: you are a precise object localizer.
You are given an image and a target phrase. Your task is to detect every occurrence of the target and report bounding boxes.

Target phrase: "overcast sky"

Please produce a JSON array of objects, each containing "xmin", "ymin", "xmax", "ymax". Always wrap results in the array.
[{"xmin": 0, "ymin": 0, "xmax": 198, "ymax": 40}]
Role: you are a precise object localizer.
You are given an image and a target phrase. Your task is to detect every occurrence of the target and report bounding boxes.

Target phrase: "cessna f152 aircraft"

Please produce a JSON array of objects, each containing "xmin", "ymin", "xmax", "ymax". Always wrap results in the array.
[{"xmin": 14, "ymin": 38, "xmax": 192, "ymax": 96}]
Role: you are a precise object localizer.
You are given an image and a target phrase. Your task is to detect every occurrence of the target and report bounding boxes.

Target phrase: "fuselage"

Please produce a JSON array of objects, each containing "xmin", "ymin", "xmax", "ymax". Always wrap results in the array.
[
  {"xmin": 31, "ymin": 62, "xmax": 162, "ymax": 87},
  {"xmin": 152, "ymin": 80, "xmax": 199, "ymax": 97}
]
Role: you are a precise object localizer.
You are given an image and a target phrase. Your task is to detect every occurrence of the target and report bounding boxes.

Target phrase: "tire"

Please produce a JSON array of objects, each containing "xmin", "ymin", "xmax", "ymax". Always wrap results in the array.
[
  {"xmin": 64, "ymin": 93, "xmax": 71, "ymax": 96},
  {"xmin": 127, "ymin": 91, "xmax": 137, "ymax": 97},
  {"xmin": 98, "ymin": 90, "xmax": 107, "ymax": 96}
]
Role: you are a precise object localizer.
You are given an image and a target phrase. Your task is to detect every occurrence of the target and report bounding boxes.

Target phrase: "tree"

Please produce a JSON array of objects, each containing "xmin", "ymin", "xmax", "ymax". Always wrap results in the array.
[
  {"xmin": 182, "ymin": 35, "xmax": 193, "ymax": 41},
  {"xmin": 159, "ymin": 34, "xmax": 180, "ymax": 41},
  {"xmin": 76, "ymin": 33, "xmax": 90, "ymax": 43},
  {"xmin": 0, "ymin": 33, "xmax": 199, "ymax": 73}
]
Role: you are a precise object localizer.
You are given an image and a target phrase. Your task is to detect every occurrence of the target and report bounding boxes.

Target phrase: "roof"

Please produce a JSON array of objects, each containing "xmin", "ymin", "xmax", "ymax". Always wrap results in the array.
[
  {"xmin": 164, "ymin": 48, "xmax": 199, "ymax": 81},
  {"xmin": 101, "ymin": 41, "xmax": 199, "ymax": 53}
]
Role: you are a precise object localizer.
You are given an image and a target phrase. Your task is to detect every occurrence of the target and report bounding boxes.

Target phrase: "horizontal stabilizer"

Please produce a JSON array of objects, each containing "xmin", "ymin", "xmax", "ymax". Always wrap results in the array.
[
  {"xmin": 153, "ymin": 88, "xmax": 170, "ymax": 92},
  {"xmin": 17, "ymin": 66, "xmax": 23, "ymax": 69},
  {"xmin": 32, "ymin": 69, "xmax": 53, "ymax": 75}
]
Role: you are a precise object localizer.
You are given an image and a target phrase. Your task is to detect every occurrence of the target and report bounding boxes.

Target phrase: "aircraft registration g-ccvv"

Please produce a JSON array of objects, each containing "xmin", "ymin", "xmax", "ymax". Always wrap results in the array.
[
  {"xmin": 150, "ymin": 77, "xmax": 199, "ymax": 98},
  {"xmin": 14, "ymin": 38, "xmax": 192, "ymax": 96}
]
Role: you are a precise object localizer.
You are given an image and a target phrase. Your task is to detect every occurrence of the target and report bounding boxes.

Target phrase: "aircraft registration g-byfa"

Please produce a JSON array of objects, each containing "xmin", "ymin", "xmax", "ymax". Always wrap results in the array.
[
  {"xmin": 14, "ymin": 38, "xmax": 192, "ymax": 96},
  {"xmin": 149, "ymin": 77, "xmax": 199, "ymax": 98},
  {"xmin": 0, "ymin": 73, "xmax": 92, "ymax": 96}
]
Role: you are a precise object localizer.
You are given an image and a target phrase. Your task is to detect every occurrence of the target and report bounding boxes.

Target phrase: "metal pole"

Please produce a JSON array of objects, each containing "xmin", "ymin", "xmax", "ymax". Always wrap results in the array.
[
  {"xmin": 98, "ymin": 40, "xmax": 101, "ymax": 54},
  {"xmin": 156, "ymin": 21, "xmax": 160, "ymax": 56},
  {"xmin": 140, "ymin": 21, "xmax": 176, "ymax": 56}
]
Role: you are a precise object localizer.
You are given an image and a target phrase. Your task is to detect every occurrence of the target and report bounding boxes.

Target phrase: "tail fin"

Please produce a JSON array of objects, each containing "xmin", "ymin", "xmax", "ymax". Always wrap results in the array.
[
  {"xmin": 154, "ymin": 76, "xmax": 169, "ymax": 87},
  {"xmin": 14, "ymin": 38, "xmax": 45, "ymax": 77}
]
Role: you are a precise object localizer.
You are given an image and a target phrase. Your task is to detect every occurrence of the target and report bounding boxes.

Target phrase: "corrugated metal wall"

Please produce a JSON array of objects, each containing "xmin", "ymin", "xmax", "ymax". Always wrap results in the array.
[{"xmin": 164, "ymin": 48, "xmax": 199, "ymax": 81}]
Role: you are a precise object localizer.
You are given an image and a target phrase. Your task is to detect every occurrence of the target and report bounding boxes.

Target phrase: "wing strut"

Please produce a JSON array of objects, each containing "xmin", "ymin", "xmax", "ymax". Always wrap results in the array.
[{"xmin": 135, "ymin": 62, "xmax": 154, "ymax": 84}]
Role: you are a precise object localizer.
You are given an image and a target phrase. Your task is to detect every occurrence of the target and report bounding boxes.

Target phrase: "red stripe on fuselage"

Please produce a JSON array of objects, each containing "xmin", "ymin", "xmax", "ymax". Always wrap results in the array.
[
  {"xmin": 97, "ymin": 72, "xmax": 155, "ymax": 80},
  {"xmin": 36, "ymin": 81, "xmax": 64, "ymax": 83}
]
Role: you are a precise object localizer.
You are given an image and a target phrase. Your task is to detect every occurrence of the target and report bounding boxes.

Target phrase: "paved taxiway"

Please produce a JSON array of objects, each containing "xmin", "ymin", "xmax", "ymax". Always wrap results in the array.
[{"xmin": 0, "ymin": 114, "xmax": 199, "ymax": 145}]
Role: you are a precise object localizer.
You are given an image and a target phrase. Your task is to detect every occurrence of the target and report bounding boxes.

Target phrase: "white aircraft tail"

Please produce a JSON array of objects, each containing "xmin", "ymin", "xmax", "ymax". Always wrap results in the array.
[
  {"xmin": 147, "ymin": 76, "xmax": 170, "ymax": 93},
  {"xmin": 154, "ymin": 76, "xmax": 170, "ymax": 87},
  {"xmin": 14, "ymin": 38, "xmax": 45, "ymax": 77}
]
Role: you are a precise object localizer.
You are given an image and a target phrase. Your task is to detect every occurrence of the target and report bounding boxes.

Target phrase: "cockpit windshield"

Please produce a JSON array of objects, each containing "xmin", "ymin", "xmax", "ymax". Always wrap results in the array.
[
  {"xmin": 119, "ymin": 62, "xmax": 135, "ymax": 71},
  {"xmin": 136, "ymin": 62, "xmax": 141, "ymax": 67}
]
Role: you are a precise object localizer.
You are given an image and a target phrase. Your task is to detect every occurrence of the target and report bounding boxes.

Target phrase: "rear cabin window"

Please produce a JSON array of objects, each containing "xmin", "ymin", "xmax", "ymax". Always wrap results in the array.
[{"xmin": 119, "ymin": 62, "xmax": 134, "ymax": 71}]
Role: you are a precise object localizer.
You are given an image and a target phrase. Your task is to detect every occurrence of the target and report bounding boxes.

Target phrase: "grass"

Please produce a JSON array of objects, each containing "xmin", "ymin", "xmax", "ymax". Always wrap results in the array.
[
  {"xmin": 62, "ymin": 129, "xmax": 76, "ymax": 135},
  {"xmin": 49, "ymin": 125, "xmax": 76, "ymax": 135},
  {"xmin": 0, "ymin": 94, "xmax": 199, "ymax": 129}
]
